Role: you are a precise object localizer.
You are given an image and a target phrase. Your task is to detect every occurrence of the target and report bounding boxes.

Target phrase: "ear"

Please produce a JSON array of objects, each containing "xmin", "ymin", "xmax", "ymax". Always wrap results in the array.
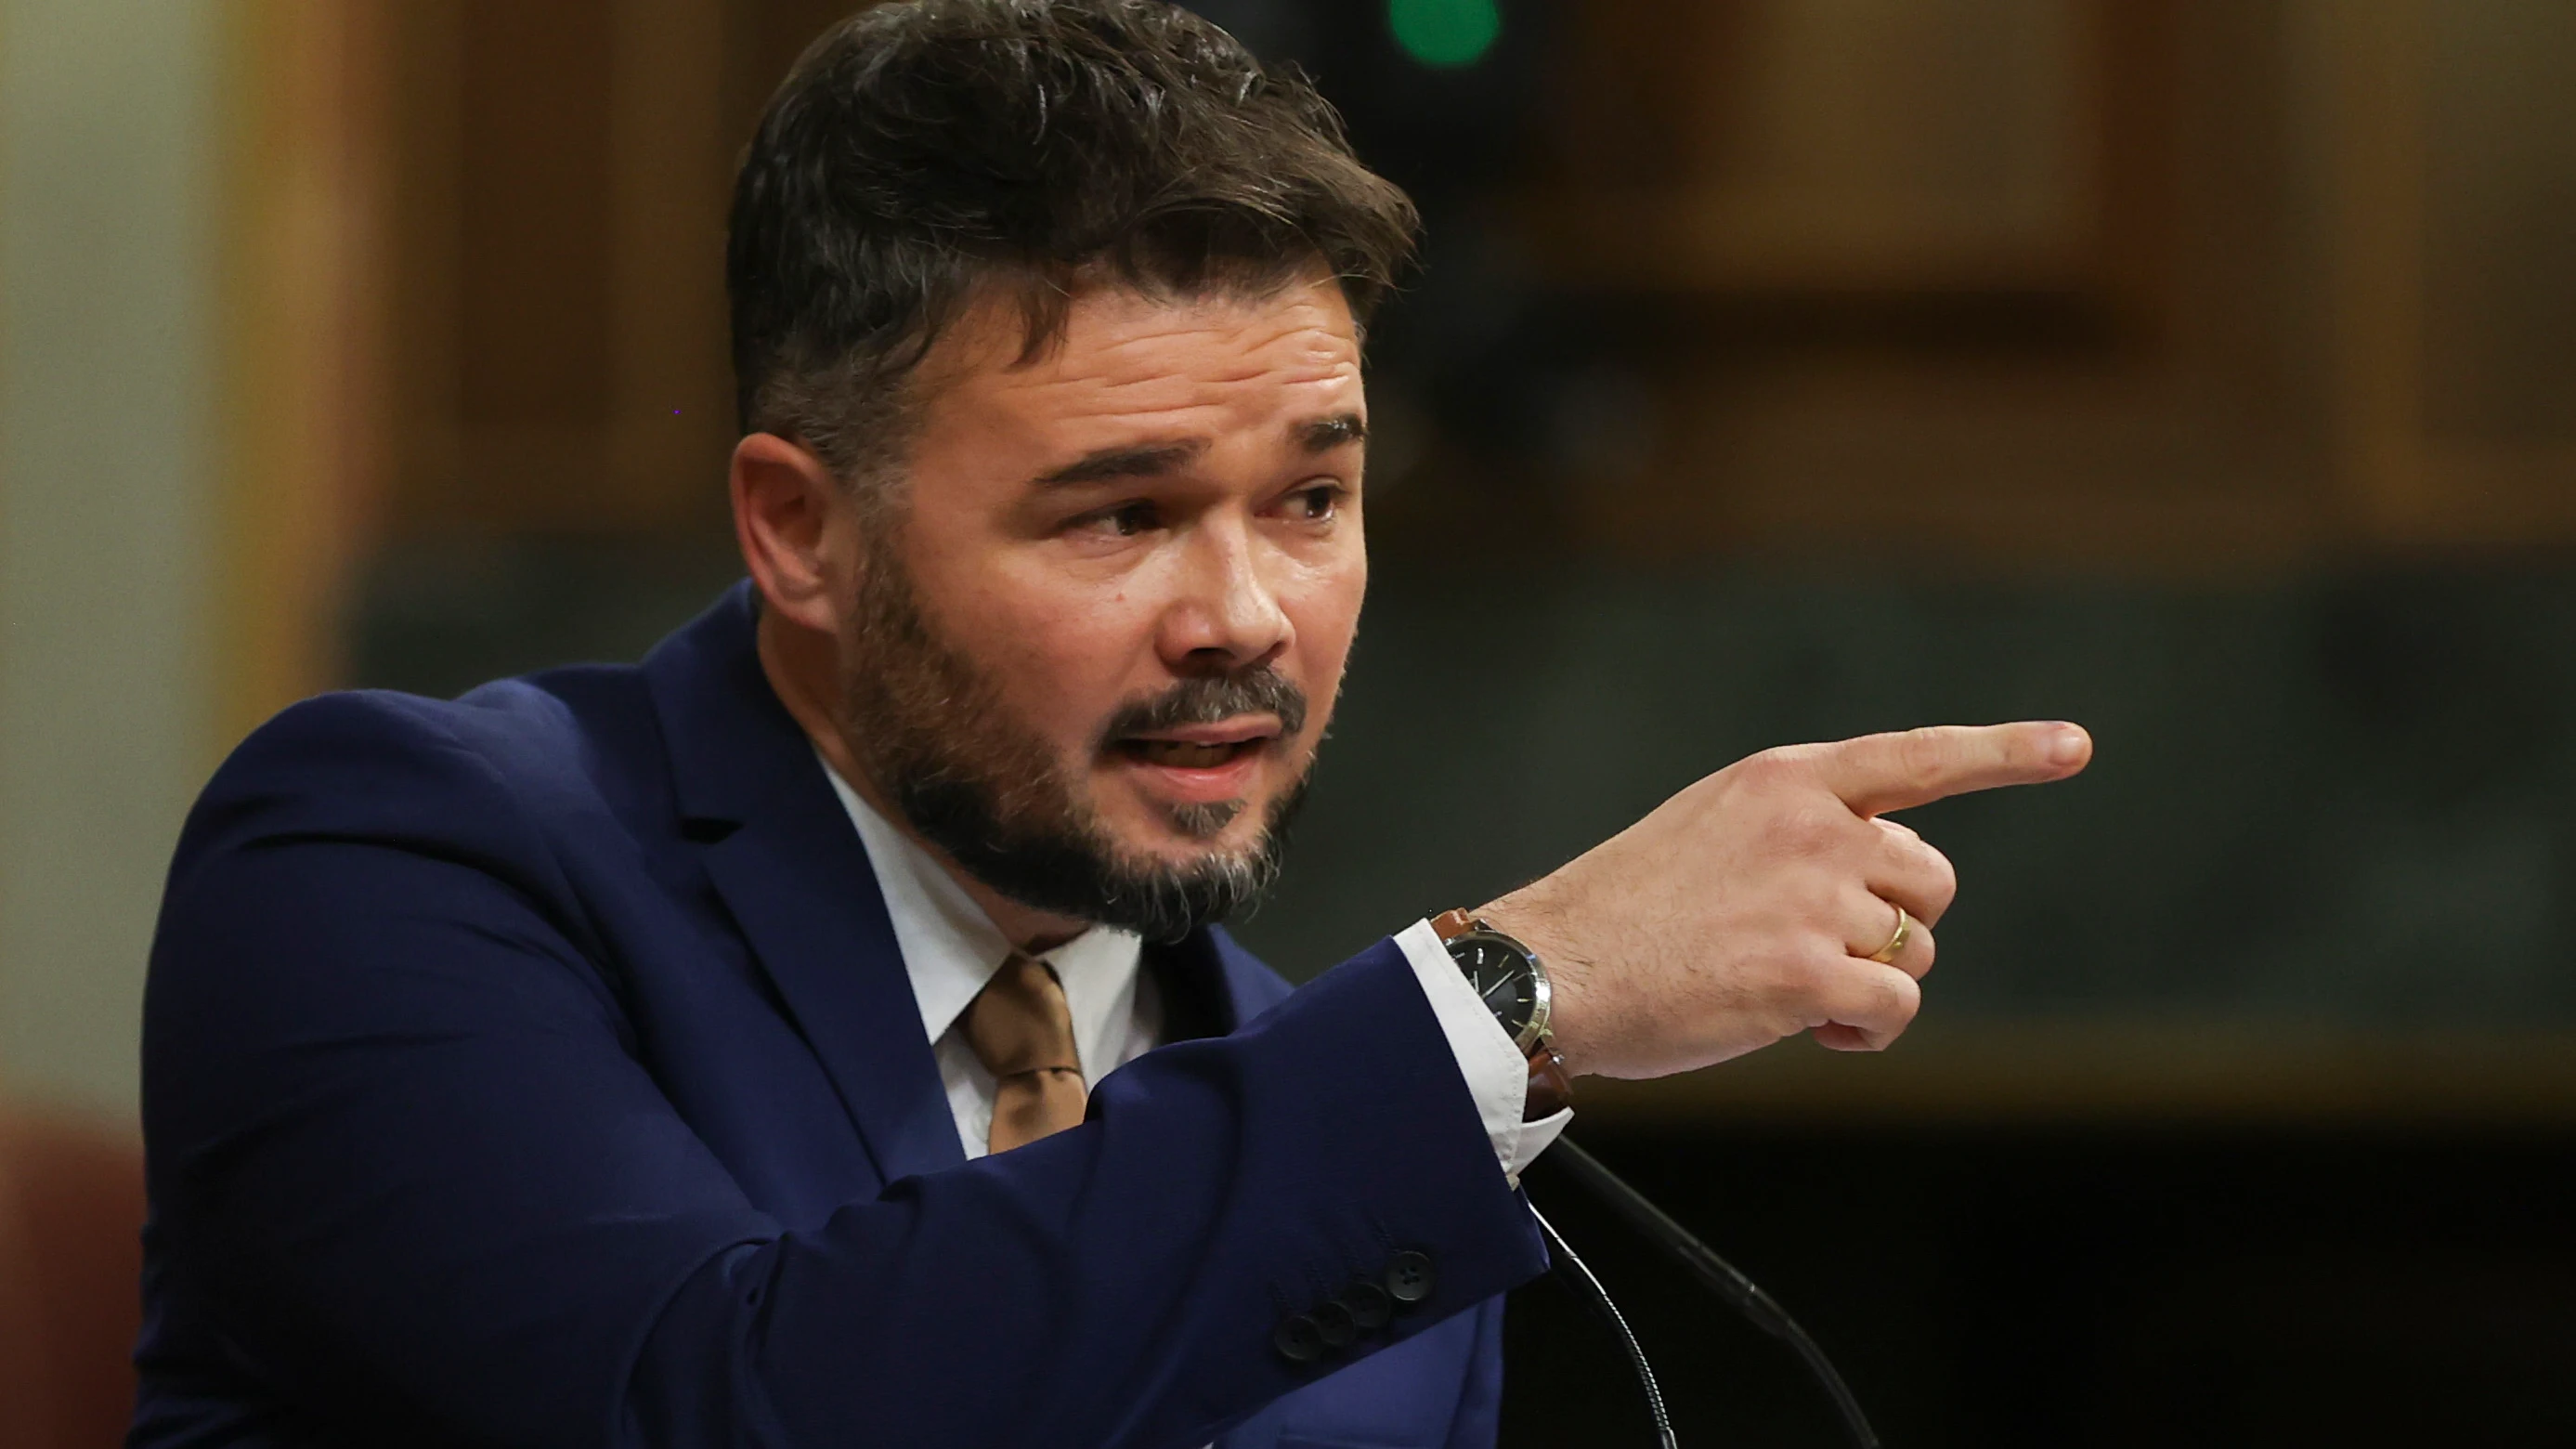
[{"xmin": 730, "ymin": 432, "xmax": 851, "ymax": 634}]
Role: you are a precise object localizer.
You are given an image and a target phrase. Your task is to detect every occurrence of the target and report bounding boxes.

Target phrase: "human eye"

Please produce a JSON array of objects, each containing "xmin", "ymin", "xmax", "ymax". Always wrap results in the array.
[
  {"xmin": 1068, "ymin": 499, "xmax": 1162, "ymax": 540},
  {"xmin": 1278, "ymin": 481, "xmax": 1347, "ymax": 524}
]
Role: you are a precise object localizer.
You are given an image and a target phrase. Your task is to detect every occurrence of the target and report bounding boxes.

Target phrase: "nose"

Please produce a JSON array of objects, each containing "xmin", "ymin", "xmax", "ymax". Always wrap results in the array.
[{"xmin": 1157, "ymin": 513, "xmax": 1290, "ymax": 672}]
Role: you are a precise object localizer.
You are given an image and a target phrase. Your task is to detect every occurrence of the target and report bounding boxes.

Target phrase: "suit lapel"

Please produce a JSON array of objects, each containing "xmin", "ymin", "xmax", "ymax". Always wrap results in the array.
[
  {"xmin": 1146, "ymin": 925, "xmax": 1286, "ymax": 1044},
  {"xmin": 697, "ymin": 794, "xmax": 968, "ymax": 1186},
  {"xmin": 646, "ymin": 583, "xmax": 965, "ymax": 1187},
  {"xmin": 644, "ymin": 583, "xmax": 1305, "ymax": 1189}
]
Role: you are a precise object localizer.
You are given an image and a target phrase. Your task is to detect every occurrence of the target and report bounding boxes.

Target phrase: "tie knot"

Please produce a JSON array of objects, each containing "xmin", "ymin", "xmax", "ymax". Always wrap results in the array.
[{"xmin": 960, "ymin": 952, "xmax": 1082, "ymax": 1080}]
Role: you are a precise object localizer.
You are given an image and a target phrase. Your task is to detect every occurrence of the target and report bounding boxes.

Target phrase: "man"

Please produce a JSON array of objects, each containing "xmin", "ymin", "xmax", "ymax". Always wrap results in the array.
[{"xmin": 133, "ymin": 3, "xmax": 2091, "ymax": 1445}]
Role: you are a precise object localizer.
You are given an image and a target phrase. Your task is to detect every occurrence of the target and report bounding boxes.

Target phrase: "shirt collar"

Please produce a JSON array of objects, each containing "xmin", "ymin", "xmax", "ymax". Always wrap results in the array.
[{"xmin": 821, "ymin": 755, "xmax": 1143, "ymax": 1068}]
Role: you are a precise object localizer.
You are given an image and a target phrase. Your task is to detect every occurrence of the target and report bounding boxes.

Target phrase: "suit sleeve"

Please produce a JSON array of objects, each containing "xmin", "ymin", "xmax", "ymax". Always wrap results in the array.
[
  {"xmin": 1443, "ymin": 1298, "xmax": 1509, "ymax": 1449},
  {"xmin": 143, "ymin": 694, "xmax": 1547, "ymax": 1449}
]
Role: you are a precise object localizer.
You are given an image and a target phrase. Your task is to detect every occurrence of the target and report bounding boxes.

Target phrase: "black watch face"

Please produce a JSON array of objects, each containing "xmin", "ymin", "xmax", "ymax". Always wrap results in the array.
[{"xmin": 1451, "ymin": 933, "xmax": 1539, "ymax": 1040}]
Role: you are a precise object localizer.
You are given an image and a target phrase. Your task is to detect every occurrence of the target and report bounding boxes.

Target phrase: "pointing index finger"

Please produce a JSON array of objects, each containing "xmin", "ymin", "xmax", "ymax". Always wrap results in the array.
[{"xmin": 1811, "ymin": 722, "xmax": 2091, "ymax": 816}]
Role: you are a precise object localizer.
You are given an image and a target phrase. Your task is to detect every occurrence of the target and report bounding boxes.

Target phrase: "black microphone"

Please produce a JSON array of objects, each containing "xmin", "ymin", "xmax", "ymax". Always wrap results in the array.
[{"xmin": 1534, "ymin": 1137, "xmax": 1881, "ymax": 1449}]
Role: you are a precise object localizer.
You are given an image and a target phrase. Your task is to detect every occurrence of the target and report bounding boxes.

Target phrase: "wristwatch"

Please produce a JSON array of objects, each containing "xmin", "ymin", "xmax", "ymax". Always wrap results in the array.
[{"xmin": 1430, "ymin": 909, "xmax": 1574, "ymax": 1121}]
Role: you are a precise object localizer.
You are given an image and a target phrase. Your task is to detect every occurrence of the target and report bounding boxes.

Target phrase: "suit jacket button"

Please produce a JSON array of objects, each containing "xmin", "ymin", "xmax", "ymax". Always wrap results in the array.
[
  {"xmin": 1340, "ymin": 1279, "xmax": 1393, "ymax": 1331},
  {"xmin": 1309, "ymin": 1299, "xmax": 1357, "ymax": 1350},
  {"xmin": 1384, "ymin": 1250, "xmax": 1436, "ymax": 1306},
  {"xmin": 1274, "ymin": 1314, "xmax": 1325, "ymax": 1364}
]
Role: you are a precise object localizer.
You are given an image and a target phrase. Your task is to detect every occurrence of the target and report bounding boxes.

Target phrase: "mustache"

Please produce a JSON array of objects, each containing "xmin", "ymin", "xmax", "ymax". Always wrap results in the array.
[{"xmin": 1098, "ymin": 669, "xmax": 1309, "ymax": 746}]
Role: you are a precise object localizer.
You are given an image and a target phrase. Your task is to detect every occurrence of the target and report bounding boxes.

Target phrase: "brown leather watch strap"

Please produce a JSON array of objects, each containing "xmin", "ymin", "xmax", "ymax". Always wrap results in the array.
[
  {"xmin": 1524, "ymin": 1046, "xmax": 1573, "ymax": 1122},
  {"xmin": 1430, "ymin": 909, "xmax": 1573, "ymax": 1120}
]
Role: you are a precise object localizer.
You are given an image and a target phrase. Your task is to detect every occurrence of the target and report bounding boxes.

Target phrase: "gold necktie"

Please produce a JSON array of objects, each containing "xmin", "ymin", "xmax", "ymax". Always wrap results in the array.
[{"xmin": 959, "ymin": 952, "xmax": 1088, "ymax": 1154}]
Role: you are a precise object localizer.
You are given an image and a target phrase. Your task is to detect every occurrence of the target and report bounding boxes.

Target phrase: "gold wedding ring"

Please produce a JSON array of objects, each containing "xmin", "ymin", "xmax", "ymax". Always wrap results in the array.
[{"xmin": 1867, "ymin": 905, "xmax": 1913, "ymax": 965}]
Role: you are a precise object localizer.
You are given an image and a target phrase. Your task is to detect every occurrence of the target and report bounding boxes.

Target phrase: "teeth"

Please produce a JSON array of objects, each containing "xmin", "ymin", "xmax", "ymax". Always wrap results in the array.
[{"xmin": 1137, "ymin": 739, "xmax": 1241, "ymax": 768}]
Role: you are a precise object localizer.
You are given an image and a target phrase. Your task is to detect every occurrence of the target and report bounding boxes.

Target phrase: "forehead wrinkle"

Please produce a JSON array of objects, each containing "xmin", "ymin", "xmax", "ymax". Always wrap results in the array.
[
  {"xmin": 1083, "ymin": 294, "xmax": 1347, "ymax": 348},
  {"xmin": 1003, "ymin": 351, "xmax": 1359, "ymax": 433},
  {"xmin": 933, "ymin": 276, "xmax": 1355, "ymax": 378},
  {"xmin": 1047, "ymin": 298, "xmax": 1355, "ymax": 375},
  {"xmin": 1053, "ymin": 332, "xmax": 1356, "ymax": 392},
  {"xmin": 1041, "ymin": 383, "xmax": 1361, "ymax": 457},
  {"xmin": 937, "ymin": 285, "xmax": 1364, "ymax": 461},
  {"xmin": 1046, "ymin": 360, "xmax": 1358, "ymax": 407}
]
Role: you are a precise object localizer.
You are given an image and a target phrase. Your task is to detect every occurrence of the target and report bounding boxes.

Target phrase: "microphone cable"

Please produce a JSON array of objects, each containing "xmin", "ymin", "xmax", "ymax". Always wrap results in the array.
[
  {"xmin": 1529, "ymin": 1199, "xmax": 1679, "ymax": 1449},
  {"xmin": 1542, "ymin": 1138, "xmax": 1880, "ymax": 1449}
]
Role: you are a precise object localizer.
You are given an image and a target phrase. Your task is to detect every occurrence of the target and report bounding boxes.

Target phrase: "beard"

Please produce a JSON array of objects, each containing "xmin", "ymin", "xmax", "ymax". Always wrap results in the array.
[{"xmin": 836, "ymin": 535, "xmax": 1315, "ymax": 943}]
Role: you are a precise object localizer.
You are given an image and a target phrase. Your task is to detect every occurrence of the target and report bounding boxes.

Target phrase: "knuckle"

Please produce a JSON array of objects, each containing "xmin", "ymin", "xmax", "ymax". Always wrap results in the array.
[
  {"xmin": 1896, "ymin": 725, "xmax": 1950, "ymax": 781},
  {"xmin": 1769, "ymin": 804, "xmax": 1847, "ymax": 857},
  {"xmin": 1769, "ymin": 945, "xmax": 1838, "ymax": 1009},
  {"xmin": 1876, "ymin": 972, "xmax": 1922, "ymax": 1027},
  {"xmin": 1732, "ymin": 747, "xmax": 1802, "ymax": 793},
  {"xmin": 1788, "ymin": 878, "xmax": 1843, "ymax": 930}
]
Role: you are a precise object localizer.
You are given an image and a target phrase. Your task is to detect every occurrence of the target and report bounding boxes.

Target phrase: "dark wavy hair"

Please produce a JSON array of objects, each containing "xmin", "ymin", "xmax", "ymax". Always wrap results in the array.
[{"xmin": 726, "ymin": 0, "xmax": 1420, "ymax": 490}]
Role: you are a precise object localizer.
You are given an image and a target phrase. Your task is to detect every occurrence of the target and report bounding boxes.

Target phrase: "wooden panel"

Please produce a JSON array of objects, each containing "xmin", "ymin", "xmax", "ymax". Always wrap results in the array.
[
  {"xmin": 219, "ymin": 0, "xmax": 391, "ymax": 745},
  {"xmin": 456, "ymin": 0, "xmax": 617, "ymax": 433},
  {"xmin": 1529, "ymin": 0, "xmax": 2120, "ymax": 296},
  {"xmin": 382, "ymin": 0, "xmax": 463, "ymax": 533},
  {"xmin": 351, "ymin": 0, "xmax": 2576, "ymax": 564},
  {"xmin": 604, "ymin": 0, "xmax": 735, "ymax": 525},
  {"xmin": 1462, "ymin": 0, "xmax": 2315, "ymax": 570},
  {"xmin": 2422, "ymin": 0, "xmax": 2576, "ymax": 449},
  {"xmin": 384, "ymin": 0, "xmax": 736, "ymax": 536},
  {"xmin": 2296, "ymin": 0, "xmax": 2576, "ymax": 549}
]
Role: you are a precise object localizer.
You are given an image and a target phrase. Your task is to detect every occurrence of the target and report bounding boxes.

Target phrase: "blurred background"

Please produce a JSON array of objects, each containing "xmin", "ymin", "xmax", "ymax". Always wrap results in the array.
[{"xmin": 5, "ymin": 0, "xmax": 2576, "ymax": 1443}]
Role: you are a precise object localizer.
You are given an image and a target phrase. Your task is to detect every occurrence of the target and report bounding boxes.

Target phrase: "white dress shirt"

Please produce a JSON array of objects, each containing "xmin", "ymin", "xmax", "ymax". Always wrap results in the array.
[{"xmin": 824, "ymin": 761, "xmax": 1569, "ymax": 1180}]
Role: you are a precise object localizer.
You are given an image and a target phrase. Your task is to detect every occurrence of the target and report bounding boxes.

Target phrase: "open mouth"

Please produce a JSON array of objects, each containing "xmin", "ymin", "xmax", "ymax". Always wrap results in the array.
[
  {"xmin": 1111, "ymin": 718, "xmax": 1283, "ymax": 774},
  {"xmin": 1120, "ymin": 738, "xmax": 1263, "ymax": 769}
]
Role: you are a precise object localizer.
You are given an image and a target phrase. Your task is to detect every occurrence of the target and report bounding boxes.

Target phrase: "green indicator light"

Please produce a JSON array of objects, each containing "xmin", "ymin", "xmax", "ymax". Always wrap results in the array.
[{"xmin": 1389, "ymin": 0, "xmax": 1500, "ymax": 70}]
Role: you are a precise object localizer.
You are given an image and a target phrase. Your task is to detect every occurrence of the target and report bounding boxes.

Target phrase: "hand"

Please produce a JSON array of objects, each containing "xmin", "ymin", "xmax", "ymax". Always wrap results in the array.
[{"xmin": 1480, "ymin": 722, "xmax": 2091, "ymax": 1080}]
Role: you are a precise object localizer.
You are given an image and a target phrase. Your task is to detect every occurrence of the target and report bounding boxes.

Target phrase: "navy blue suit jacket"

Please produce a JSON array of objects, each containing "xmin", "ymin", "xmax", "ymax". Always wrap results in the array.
[{"xmin": 132, "ymin": 583, "xmax": 1549, "ymax": 1449}]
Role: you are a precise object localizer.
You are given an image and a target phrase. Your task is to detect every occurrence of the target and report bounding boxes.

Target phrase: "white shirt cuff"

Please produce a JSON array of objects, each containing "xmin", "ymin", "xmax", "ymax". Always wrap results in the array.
[{"xmin": 1393, "ymin": 918, "xmax": 1572, "ymax": 1187}]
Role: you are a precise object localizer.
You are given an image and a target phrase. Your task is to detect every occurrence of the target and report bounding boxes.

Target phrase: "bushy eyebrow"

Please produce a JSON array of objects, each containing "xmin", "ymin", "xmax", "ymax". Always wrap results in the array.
[
  {"xmin": 1031, "ymin": 441, "xmax": 1204, "ymax": 488},
  {"xmin": 1026, "ymin": 411, "xmax": 1366, "ymax": 490},
  {"xmin": 1296, "ymin": 412, "xmax": 1367, "ymax": 452}
]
